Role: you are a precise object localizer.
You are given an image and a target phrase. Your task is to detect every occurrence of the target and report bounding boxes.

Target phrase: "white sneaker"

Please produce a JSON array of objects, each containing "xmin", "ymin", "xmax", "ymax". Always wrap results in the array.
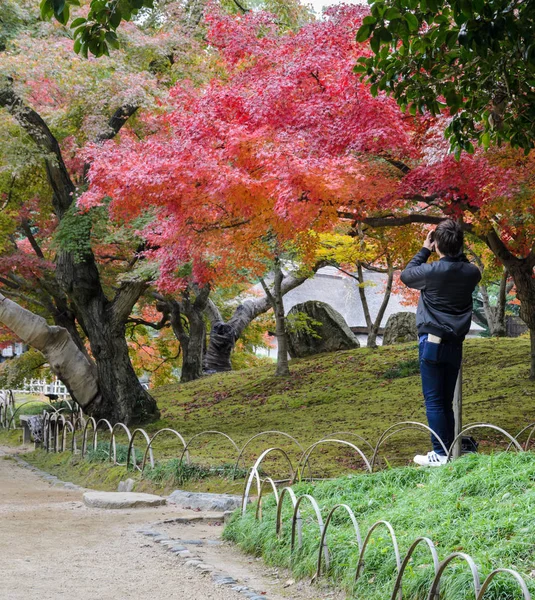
[{"xmin": 413, "ymin": 451, "xmax": 448, "ymax": 467}]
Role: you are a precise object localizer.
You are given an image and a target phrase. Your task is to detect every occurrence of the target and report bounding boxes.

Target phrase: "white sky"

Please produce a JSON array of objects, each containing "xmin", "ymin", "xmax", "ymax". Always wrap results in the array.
[{"xmin": 308, "ymin": 0, "xmax": 364, "ymax": 13}]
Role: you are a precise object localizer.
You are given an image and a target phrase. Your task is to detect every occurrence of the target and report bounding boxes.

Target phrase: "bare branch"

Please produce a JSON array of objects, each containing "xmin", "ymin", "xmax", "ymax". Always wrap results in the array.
[
  {"xmin": 259, "ymin": 278, "xmax": 275, "ymax": 308},
  {"xmin": 20, "ymin": 219, "xmax": 45, "ymax": 259},
  {"xmin": 231, "ymin": 0, "xmax": 250, "ymax": 13},
  {"xmin": 0, "ymin": 275, "xmax": 20, "ymax": 290},
  {"xmin": 127, "ymin": 315, "xmax": 169, "ymax": 330},
  {"xmin": 97, "ymin": 104, "xmax": 138, "ymax": 143}
]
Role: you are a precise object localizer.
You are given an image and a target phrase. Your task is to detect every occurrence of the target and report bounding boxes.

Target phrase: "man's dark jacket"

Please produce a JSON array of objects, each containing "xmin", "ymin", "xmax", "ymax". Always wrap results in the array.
[{"xmin": 400, "ymin": 248, "xmax": 482, "ymax": 342}]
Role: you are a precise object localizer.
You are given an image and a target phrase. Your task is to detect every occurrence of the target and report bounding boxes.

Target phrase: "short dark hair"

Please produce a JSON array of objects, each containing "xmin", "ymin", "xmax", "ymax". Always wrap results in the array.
[{"xmin": 434, "ymin": 219, "xmax": 463, "ymax": 256}]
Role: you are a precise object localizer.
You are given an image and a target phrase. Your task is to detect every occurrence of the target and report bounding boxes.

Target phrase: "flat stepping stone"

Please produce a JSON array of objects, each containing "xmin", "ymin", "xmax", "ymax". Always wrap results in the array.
[
  {"xmin": 83, "ymin": 492, "xmax": 166, "ymax": 509},
  {"xmin": 168, "ymin": 490, "xmax": 243, "ymax": 512}
]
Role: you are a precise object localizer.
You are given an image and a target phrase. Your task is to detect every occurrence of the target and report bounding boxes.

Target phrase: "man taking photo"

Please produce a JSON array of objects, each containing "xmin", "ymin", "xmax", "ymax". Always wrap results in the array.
[{"xmin": 400, "ymin": 219, "xmax": 481, "ymax": 466}]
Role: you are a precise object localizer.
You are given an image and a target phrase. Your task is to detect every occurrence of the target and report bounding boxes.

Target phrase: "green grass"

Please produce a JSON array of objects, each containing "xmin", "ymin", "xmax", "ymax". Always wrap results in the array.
[
  {"xmin": 2, "ymin": 337, "xmax": 535, "ymax": 492},
  {"xmin": 225, "ymin": 452, "xmax": 535, "ymax": 600},
  {"xmin": 145, "ymin": 337, "xmax": 535, "ymax": 475}
]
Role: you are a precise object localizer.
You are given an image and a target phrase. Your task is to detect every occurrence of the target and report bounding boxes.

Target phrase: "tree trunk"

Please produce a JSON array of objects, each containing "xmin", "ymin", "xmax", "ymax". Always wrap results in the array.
[
  {"xmin": 368, "ymin": 263, "xmax": 394, "ymax": 348},
  {"xmin": 0, "ymin": 293, "xmax": 100, "ymax": 411},
  {"xmin": 500, "ymin": 258, "xmax": 535, "ymax": 379},
  {"xmin": 0, "ymin": 77, "xmax": 158, "ymax": 424},
  {"xmin": 494, "ymin": 268, "xmax": 508, "ymax": 337},
  {"xmin": 83, "ymin": 310, "xmax": 157, "ymax": 424},
  {"xmin": 355, "ymin": 260, "xmax": 394, "ymax": 349},
  {"xmin": 262, "ymin": 264, "xmax": 290, "ymax": 377},
  {"xmin": 167, "ymin": 288, "xmax": 209, "ymax": 383},
  {"xmin": 203, "ymin": 268, "xmax": 323, "ymax": 373},
  {"xmin": 356, "ymin": 262, "xmax": 373, "ymax": 333},
  {"xmin": 180, "ymin": 314, "xmax": 205, "ymax": 382},
  {"xmin": 479, "ymin": 269, "xmax": 508, "ymax": 337}
]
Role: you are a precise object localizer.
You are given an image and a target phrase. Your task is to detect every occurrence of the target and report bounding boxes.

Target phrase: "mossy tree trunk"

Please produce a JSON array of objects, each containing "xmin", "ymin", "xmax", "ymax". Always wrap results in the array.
[
  {"xmin": 203, "ymin": 267, "xmax": 324, "ymax": 373},
  {"xmin": 0, "ymin": 77, "xmax": 158, "ymax": 424}
]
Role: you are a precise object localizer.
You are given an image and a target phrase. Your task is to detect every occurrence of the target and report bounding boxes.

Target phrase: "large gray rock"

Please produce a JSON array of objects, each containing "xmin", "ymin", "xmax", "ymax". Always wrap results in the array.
[
  {"xmin": 382, "ymin": 312, "xmax": 418, "ymax": 345},
  {"xmin": 83, "ymin": 491, "xmax": 166, "ymax": 509},
  {"xmin": 286, "ymin": 301, "xmax": 360, "ymax": 358},
  {"xmin": 168, "ymin": 490, "xmax": 243, "ymax": 512}
]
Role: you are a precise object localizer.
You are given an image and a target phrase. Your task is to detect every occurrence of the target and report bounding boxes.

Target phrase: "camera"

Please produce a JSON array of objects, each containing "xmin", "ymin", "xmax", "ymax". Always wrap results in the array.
[{"xmin": 430, "ymin": 230, "xmax": 436, "ymax": 243}]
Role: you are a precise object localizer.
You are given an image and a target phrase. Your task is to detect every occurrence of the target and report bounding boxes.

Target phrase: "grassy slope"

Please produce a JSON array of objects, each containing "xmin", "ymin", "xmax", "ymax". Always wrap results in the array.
[
  {"xmin": 225, "ymin": 452, "xmax": 535, "ymax": 600},
  {"xmin": 147, "ymin": 337, "xmax": 535, "ymax": 471},
  {"xmin": 5, "ymin": 337, "xmax": 535, "ymax": 493}
]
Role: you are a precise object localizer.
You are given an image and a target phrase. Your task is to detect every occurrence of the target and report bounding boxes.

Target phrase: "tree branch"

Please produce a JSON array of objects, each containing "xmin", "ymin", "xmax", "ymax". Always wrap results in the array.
[
  {"xmin": 484, "ymin": 226, "xmax": 518, "ymax": 266},
  {"xmin": 127, "ymin": 315, "xmax": 169, "ymax": 330},
  {"xmin": 259, "ymin": 278, "xmax": 276, "ymax": 308},
  {"xmin": 0, "ymin": 275, "xmax": 20, "ymax": 290},
  {"xmin": 20, "ymin": 219, "xmax": 45, "ymax": 259},
  {"xmin": 0, "ymin": 76, "xmax": 75, "ymax": 219},
  {"xmin": 231, "ymin": 0, "xmax": 250, "ymax": 13},
  {"xmin": 111, "ymin": 281, "xmax": 148, "ymax": 326},
  {"xmin": 361, "ymin": 214, "xmax": 461, "ymax": 229},
  {"xmin": 193, "ymin": 284, "xmax": 211, "ymax": 311},
  {"xmin": 205, "ymin": 298, "xmax": 223, "ymax": 324},
  {"xmin": 381, "ymin": 157, "xmax": 411, "ymax": 174},
  {"xmin": 0, "ymin": 288, "xmax": 48, "ymax": 311},
  {"xmin": 97, "ymin": 104, "xmax": 138, "ymax": 143}
]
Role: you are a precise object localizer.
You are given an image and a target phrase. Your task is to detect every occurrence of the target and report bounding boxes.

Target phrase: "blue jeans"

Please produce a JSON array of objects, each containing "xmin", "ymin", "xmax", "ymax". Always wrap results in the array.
[{"xmin": 419, "ymin": 335, "xmax": 463, "ymax": 455}]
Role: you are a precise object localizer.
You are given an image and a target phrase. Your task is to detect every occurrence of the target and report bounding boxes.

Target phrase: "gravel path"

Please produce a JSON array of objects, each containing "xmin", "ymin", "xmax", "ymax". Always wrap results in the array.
[
  {"xmin": 0, "ymin": 450, "xmax": 255, "ymax": 600},
  {"xmin": 0, "ymin": 448, "xmax": 342, "ymax": 600}
]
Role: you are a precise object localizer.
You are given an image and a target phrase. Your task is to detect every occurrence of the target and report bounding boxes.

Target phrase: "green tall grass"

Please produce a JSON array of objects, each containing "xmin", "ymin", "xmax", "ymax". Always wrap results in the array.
[{"xmin": 225, "ymin": 452, "xmax": 535, "ymax": 599}]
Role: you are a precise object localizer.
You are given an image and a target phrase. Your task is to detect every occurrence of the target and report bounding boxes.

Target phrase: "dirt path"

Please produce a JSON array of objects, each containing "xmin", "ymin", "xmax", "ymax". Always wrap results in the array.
[{"xmin": 0, "ymin": 449, "xmax": 340, "ymax": 600}]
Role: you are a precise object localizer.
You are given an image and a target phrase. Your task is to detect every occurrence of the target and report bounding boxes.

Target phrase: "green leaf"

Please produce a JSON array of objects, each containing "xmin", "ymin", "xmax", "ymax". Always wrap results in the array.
[
  {"xmin": 52, "ymin": 0, "xmax": 66, "ymax": 14},
  {"xmin": 379, "ymin": 27, "xmax": 393, "ymax": 42},
  {"xmin": 446, "ymin": 30, "xmax": 458, "ymax": 49},
  {"xmin": 70, "ymin": 17, "xmax": 87, "ymax": 28},
  {"xmin": 459, "ymin": 0, "xmax": 473, "ymax": 18},
  {"xmin": 384, "ymin": 7, "xmax": 401, "ymax": 20},
  {"xmin": 356, "ymin": 24, "xmax": 373, "ymax": 43},
  {"xmin": 40, "ymin": 0, "xmax": 54, "ymax": 20},
  {"xmin": 88, "ymin": 38, "xmax": 100, "ymax": 56},
  {"xmin": 55, "ymin": 3, "xmax": 69, "ymax": 25},
  {"xmin": 110, "ymin": 9, "xmax": 122, "ymax": 28},
  {"xmin": 353, "ymin": 64, "xmax": 368, "ymax": 74},
  {"xmin": 105, "ymin": 31, "xmax": 120, "ymax": 49},
  {"xmin": 370, "ymin": 33, "xmax": 381, "ymax": 54},
  {"xmin": 362, "ymin": 16, "xmax": 377, "ymax": 26},
  {"xmin": 73, "ymin": 36, "xmax": 82, "ymax": 53},
  {"xmin": 481, "ymin": 131, "xmax": 491, "ymax": 149},
  {"xmin": 73, "ymin": 25, "xmax": 86, "ymax": 38},
  {"xmin": 404, "ymin": 13, "xmax": 419, "ymax": 32}
]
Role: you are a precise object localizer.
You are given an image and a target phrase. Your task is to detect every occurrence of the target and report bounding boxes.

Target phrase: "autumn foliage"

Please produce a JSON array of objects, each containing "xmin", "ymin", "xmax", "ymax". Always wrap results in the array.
[{"xmin": 81, "ymin": 6, "xmax": 416, "ymax": 292}]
